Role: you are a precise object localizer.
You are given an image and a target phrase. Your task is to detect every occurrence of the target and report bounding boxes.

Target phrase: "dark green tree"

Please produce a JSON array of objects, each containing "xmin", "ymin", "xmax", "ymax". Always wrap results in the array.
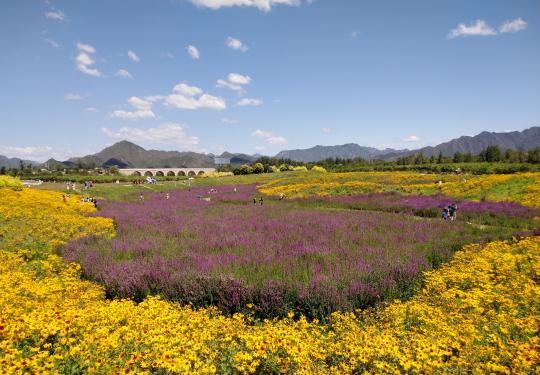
[{"xmin": 485, "ymin": 145, "xmax": 501, "ymax": 162}]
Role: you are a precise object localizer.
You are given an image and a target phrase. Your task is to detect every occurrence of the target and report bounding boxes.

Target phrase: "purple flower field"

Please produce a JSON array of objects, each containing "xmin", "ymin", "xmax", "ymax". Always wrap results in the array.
[{"xmin": 63, "ymin": 185, "xmax": 523, "ymax": 319}]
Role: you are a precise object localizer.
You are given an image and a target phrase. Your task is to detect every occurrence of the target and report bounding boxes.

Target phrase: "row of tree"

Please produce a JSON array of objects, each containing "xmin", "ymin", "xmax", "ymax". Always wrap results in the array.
[{"xmin": 394, "ymin": 146, "xmax": 540, "ymax": 165}]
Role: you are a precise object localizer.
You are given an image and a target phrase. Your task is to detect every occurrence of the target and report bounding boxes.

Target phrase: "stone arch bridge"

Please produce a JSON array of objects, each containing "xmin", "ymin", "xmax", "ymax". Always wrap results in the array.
[{"xmin": 119, "ymin": 168, "xmax": 215, "ymax": 177}]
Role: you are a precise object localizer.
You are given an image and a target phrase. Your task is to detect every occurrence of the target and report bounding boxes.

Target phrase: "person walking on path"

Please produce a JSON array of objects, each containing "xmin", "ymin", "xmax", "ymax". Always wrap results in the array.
[{"xmin": 259, "ymin": 197, "xmax": 263, "ymax": 206}]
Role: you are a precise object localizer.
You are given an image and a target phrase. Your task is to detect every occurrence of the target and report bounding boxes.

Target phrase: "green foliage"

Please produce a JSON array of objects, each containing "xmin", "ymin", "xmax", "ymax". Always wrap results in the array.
[
  {"xmin": 252, "ymin": 163, "xmax": 264, "ymax": 174},
  {"xmin": 239, "ymin": 165, "xmax": 253, "ymax": 175},
  {"xmin": 0, "ymin": 175, "xmax": 23, "ymax": 190},
  {"xmin": 311, "ymin": 165, "xmax": 327, "ymax": 173}
]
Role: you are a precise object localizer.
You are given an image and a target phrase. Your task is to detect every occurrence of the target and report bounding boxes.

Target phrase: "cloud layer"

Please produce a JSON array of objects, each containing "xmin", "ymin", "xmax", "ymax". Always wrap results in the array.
[
  {"xmin": 165, "ymin": 83, "xmax": 226, "ymax": 110},
  {"xmin": 102, "ymin": 123, "xmax": 199, "ymax": 148},
  {"xmin": 45, "ymin": 9, "xmax": 65, "ymax": 21},
  {"xmin": 75, "ymin": 42, "xmax": 101, "ymax": 77},
  {"xmin": 217, "ymin": 73, "xmax": 252, "ymax": 92},
  {"xmin": 127, "ymin": 50, "xmax": 140, "ymax": 62},
  {"xmin": 192, "ymin": 0, "xmax": 302, "ymax": 12},
  {"xmin": 253, "ymin": 129, "xmax": 287, "ymax": 145},
  {"xmin": 226, "ymin": 37, "xmax": 248, "ymax": 52},
  {"xmin": 237, "ymin": 98, "xmax": 262, "ymax": 106},
  {"xmin": 448, "ymin": 18, "xmax": 527, "ymax": 39},
  {"xmin": 187, "ymin": 45, "xmax": 200, "ymax": 59}
]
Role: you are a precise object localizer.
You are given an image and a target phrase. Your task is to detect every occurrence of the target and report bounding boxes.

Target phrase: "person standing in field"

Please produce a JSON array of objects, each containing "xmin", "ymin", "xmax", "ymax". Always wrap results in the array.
[
  {"xmin": 259, "ymin": 197, "xmax": 263, "ymax": 206},
  {"xmin": 449, "ymin": 203, "xmax": 458, "ymax": 221},
  {"xmin": 442, "ymin": 206, "xmax": 449, "ymax": 220}
]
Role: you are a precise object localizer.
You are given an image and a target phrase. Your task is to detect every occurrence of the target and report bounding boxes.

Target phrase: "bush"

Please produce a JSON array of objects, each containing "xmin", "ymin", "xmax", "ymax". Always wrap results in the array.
[
  {"xmin": 311, "ymin": 165, "xmax": 327, "ymax": 173},
  {"xmin": 0, "ymin": 175, "xmax": 23, "ymax": 190},
  {"xmin": 201, "ymin": 171, "xmax": 234, "ymax": 178},
  {"xmin": 292, "ymin": 166, "xmax": 308, "ymax": 172},
  {"xmin": 252, "ymin": 163, "xmax": 264, "ymax": 174},
  {"xmin": 239, "ymin": 165, "xmax": 253, "ymax": 175}
]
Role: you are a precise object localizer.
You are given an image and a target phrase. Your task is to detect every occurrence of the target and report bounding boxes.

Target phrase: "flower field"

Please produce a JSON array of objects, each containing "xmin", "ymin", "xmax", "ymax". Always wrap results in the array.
[
  {"xmin": 259, "ymin": 171, "xmax": 540, "ymax": 207},
  {"xmin": 62, "ymin": 185, "xmax": 532, "ymax": 319},
  {"xmin": 1, "ymin": 178, "xmax": 539, "ymax": 373}
]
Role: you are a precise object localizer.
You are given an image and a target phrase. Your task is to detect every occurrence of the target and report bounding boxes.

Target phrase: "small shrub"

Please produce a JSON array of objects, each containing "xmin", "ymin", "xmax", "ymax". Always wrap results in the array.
[{"xmin": 311, "ymin": 165, "xmax": 327, "ymax": 173}]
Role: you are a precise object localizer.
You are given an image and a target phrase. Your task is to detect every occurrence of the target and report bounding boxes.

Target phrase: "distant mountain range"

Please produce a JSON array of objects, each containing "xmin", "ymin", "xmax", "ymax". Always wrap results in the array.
[
  {"xmin": 276, "ymin": 144, "xmax": 406, "ymax": 163},
  {"xmin": 0, "ymin": 155, "xmax": 39, "ymax": 169},
  {"xmin": 67, "ymin": 141, "xmax": 217, "ymax": 168},
  {"xmin": 379, "ymin": 126, "xmax": 540, "ymax": 161},
  {"xmin": 0, "ymin": 126, "xmax": 538, "ymax": 168},
  {"xmin": 276, "ymin": 143, "xmax": 408, "ymax": 163}
]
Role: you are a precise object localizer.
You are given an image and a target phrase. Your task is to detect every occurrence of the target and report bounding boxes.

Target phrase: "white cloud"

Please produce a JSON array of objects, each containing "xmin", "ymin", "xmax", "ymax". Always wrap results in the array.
[
  {"xmin": 164, "ymin": 82, "xmax": 226, "ymax": 110},
  {"xmin": 226, "ymin": 37, "xmax": 248, "ymax": 52},
  {"xmin": 127, "ymin": 96, "xmax": 155, "ymax": 110},
  {"xmin": 112, "ymin": 83, "xmax": 225, "ymax": 118},
  {"xmin": 127, "ymin": 50, "xmax": 140, "ymax": 62},
  {"xmin": 116, "ymin": 69, "xmax": 133, "ymax": 79},
  {"xmin": 192, "ymin": 0, "xmax": 302, "ymax": 11},
  {"xmin": 216, "ymin": 79, "xmax": 242, "ymax": 92},
  {"xmin": 102, "ymin": 123, "xmax": 199, "ymax": 148},
  {"xmin": 351, "ymin": 30, "xmax": 360, "ymax": 38},
  {"xmin": 237, "ymin": 98, "xmax": 262, "ymax": 106},
  {"xmin": 64, "ymin": 93, "xmax": 86, "ymax": 101},
  {"xmin": 186, "ymin": 45, "xmax": 200, "ymax": 59},
  {"xmin": 85, "ymin": 107, "xmax": 98, "ymax": 113},
  {"xmin": 0, "ymin": 145, "xmax": 76, "ymax": 162},
  {"xmin": 499, "ymin": 17, "xmax": 527, "ymax": 33},
  {"xmin": 77, "ymin": 42, "xmax": 95, "ymax": 54},
  {"xmin": 110, "ymin": 96, "xmax": 160, "ymax": 119},
  {"xmin": 403, "ymin": 135, "xmax": 420, "ymax": 142},
  {"xmin": 75, "ymin": 42, "xmax": 101, "ymax": 77},
  {"xmin": 110, "ymin": 110, "xmax": 155, "ymax": 120},
  {"xmin": 447, "ymin": 20, "xmax": 497, "ymax": 39},
  {"xmin": 44, "ymin": 38, "xmax": 60, "ymax": 48},
  {"xmin": 165, "ymin": 94, "xmax": 226, "ymax": 110},
  {"xmin": 254, "ymin": 146, "xmax": 266, "ymax": 151},
  {"xmin": 322, "ymin": 127, "xmax": 331, "ymax": 133},
  {"xmin": 228, "ymin": 73, "xmax": 251, "ymax": 85},
  {"xmin": 45, "ymin": 9, "xmax": 65, "ymax": 21},
  {"xmin": 221, "ymin": 118, "xmax": 239, "ymax": 124},
  {"xmin": 216, "ymin": 73, "xmax": 252, "ymax": 92},
  {"xmin": 173, "ymin": 82, "xmax": 203, "ymax": 97},
  {"xmin": 253, "ymin": 129, "xmax": 288, "ymax": 145}
]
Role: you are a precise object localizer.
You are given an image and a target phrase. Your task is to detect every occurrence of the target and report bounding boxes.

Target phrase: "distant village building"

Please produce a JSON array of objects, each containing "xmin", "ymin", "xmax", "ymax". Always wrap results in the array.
[{"xmin": 214, "ymin": 157, "xmax": 231, "ymax": 165}]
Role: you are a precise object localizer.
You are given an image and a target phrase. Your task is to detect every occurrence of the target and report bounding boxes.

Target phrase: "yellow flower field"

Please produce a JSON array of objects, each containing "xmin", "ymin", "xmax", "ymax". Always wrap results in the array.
[
  {"xmin": 259, "ymin": 171, "xmax": 540, "ymax": 207},
  {"xmin": 0, "ymin": 183, "xmax": 539, "ymax": 374}
]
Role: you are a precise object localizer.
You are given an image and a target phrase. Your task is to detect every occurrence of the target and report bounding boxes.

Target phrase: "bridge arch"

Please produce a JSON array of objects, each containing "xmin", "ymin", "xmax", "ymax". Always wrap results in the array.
[
  {"xmin": 155, "ymin": 171, "xmax": 165, "ymax": 177},
  {"xmin": 131, "ymin": 171, "xmax": 142, "ymax": 176},
  {"xmin": 187, "ymin": 170, "xmax": 196, "ymax": 177},
  {"xmin": 166, "ymin": 171, "xmax": 175, "ymax": 176},
  {"xmin": 144, "ymin": 171, "xmax": 154, "ymax": 177},
  {"xmin": 178, "ymin": 171, "xmax": 186, "ymax": 176},
  {"xmin": 197, "ymin": 170, "xmax": 205, "ymax": 176}
]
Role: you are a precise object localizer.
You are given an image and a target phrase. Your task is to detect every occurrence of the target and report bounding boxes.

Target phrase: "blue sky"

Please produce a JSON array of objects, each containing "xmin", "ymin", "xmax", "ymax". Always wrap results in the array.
[{"xmin": 1, "ymin": 0, "xmax": 539, "ymax": 161}]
